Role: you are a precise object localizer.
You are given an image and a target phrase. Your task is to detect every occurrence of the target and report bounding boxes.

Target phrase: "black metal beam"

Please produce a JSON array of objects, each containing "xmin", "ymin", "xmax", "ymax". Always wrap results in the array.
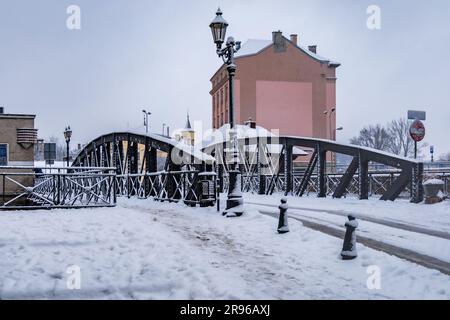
[
  {"xmin": 380, "ymin": 172, "xmax": 411, "ymax": 201},
  {"xmin": 297, "ymin": 150, "xmax": 318, "ymax": 197},
  {"xmin": 284, "ymin": 142, "xmax": 293, "ymax": 196},
  {"xmin": 257, "ymin": 138, "xmax": 266, "ymax": 195},
  {"xmin": 358, "ymin": 152, "xmax": 369, "ymax": 200},
  {"xmin": 333, "ymin": 156, "xmax": 359, "ymax": 199},
  {"xmin": 411, "ymin": 162, "xmax": 424, "ymax": 203},
  {"xmin": 317, "ymin": 144, "xmax": 327, "ymax": 198}
]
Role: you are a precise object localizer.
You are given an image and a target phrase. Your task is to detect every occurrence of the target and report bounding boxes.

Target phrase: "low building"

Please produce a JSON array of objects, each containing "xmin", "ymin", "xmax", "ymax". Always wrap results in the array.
[{"xmin": 0, "ymin": 108, "xmax": 38, "ymax": 205}]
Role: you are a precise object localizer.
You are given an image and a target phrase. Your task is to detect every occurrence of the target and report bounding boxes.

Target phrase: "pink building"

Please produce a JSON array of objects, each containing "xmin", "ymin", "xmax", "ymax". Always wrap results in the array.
[{"xmin": 210, "ymin": 31, "xmax": 340, "ymax": 140}]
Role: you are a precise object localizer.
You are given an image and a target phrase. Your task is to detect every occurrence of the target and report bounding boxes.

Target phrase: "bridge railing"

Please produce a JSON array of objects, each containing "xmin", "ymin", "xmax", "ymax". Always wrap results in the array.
[
  {"xmin": 115, "ymin": 170, "xmax": 217, "ymax": 207},
  {"xmin": 236, "ymin": 169, "xmax": 450, "ymax": 199},
  {"xmin": 0, "ymin": 166, "xmax": 117, "ymax": 210}
]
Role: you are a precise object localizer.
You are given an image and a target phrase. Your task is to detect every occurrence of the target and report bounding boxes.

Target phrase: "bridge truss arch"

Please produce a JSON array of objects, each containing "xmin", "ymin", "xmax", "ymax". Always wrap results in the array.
[
  {"xmin": 72, "ymin": 131, "xmax": 216, "ymax": 204},
  {"xmin": 203, "ymin": 135, "xmax": 424, "ymax": 203}
]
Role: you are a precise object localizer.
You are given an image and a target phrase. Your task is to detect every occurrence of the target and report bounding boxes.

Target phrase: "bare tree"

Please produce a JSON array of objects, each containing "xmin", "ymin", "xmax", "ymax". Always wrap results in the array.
[
  {"xmin": 439, "ymin": 152, "xmax": 450, "ymax": 161},
  {"xmin": 350, "ymin": 118, "xmax": 428, "ymax": 159},
  {"xmin": 386, "ymin": 118, "xmax": 413, "ymax": 157},
  {"xmin": 349, "ymin": 124, "xmax": 391, "ymax": 151},
  {"xmin": 386, "ymin": 118, "xmax": 428, "ymax": 158}
]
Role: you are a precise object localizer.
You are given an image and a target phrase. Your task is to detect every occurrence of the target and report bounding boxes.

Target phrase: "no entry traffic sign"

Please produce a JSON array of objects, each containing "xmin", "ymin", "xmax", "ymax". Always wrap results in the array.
[{"xmin": 409, "ymin": 119, "xmax": 425, "ymax": 142}]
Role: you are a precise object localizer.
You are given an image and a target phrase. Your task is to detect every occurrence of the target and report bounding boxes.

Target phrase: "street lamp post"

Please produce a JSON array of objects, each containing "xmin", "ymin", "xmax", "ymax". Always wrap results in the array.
[
  {"xmin": 142, "ymin": 109, "xmax": 151, "ymax": 134},
  {"xmin": 323, "ymin": 107, "xmax": 336, "ymax": 140},
  {"xmin": 210, "ymin": 8, "xmax": 244, "ymax": 217},
  {"xmin": 64, "ymin": 126, "xmax": 72, "ymax": 167},
  {"xmin": 323, "ymin": 108, "xmax": 337, "ymax": 172},
  {"xmin": 333, "ymin": 127, "xmax": 343, "ymax": 172},
  {"xmin": 335, "ymin": 126, "xmax": 344, "ymax": 141},
  {"xmin": 162, "ymin": 123, "xmax": 166, "ymax": 136}
]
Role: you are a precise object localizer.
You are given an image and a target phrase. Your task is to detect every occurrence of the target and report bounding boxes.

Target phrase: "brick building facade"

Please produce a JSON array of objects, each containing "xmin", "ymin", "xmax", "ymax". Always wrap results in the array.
[{"xmin": 210, "ymin": 31, "xmax": 340, "ymax": 140}]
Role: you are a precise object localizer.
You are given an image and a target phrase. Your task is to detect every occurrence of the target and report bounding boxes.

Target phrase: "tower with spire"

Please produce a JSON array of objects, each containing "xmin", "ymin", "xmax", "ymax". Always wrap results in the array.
[{"xmin": 179, "ymin": 112, "xmax": 195, "ymax": 146}]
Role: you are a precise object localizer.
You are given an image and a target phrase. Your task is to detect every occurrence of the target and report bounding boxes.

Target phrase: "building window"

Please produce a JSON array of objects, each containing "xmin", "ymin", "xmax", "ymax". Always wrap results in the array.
[
  {"xmin": 0, "ymin": 144, "xmax": 8, "ymax": 166},
  {"xmin": 225, "ymin": 86, "xmax": 228, "ymax": 105}
]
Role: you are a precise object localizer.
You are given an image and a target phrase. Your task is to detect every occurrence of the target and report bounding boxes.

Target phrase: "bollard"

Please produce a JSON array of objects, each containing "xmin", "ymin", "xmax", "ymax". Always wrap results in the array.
[
  {"xmin": 341, "ymin": 214, "xmax": 358, "ymax": 260},
  {"xmin": 277, "ymin": 198, "xmax": 289, "ymax": 234}
]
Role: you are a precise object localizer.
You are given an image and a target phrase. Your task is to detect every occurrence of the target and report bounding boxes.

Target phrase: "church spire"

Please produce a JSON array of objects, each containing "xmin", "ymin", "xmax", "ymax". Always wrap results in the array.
[{"xmin": 185, "ymin": 111, "xmax": 192, "ymax": 130}]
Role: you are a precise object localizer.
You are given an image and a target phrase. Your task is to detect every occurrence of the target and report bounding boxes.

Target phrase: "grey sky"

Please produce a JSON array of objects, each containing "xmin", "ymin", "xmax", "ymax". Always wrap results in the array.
[{"xmin": 0, "ymin": 0, "xmax": 449, "ymax": 159}]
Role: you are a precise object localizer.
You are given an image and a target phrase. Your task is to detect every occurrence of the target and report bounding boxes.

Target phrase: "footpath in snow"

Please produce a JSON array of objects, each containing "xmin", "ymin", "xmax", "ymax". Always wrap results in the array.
[{"xmin": 0, "ymin": 198, "xmax": 449, "ymax": 299}]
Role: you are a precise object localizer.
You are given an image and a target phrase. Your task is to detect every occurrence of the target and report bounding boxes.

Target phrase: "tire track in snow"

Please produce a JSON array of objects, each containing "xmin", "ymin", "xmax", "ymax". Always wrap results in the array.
[
  {"xmin": 257, "ymin": 208, "xmax": 450, "ymax": 276},
  {"xmin": 246, "ymin": 201, "xmax": 450, "ymax": 240}
]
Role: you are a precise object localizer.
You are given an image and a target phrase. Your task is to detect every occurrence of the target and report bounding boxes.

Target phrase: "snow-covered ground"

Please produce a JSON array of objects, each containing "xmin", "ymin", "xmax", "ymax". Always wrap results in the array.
[
  {"xmin": 1, "ymin": 198, "xmax": 449, "ymax": 300},
  {"xmin": 245, "ymin": 194, "xmax": 450, "ymax": 233},
  {"xmin": 245, "ymin": 194, "xmax": 450, "ymax": 264}
]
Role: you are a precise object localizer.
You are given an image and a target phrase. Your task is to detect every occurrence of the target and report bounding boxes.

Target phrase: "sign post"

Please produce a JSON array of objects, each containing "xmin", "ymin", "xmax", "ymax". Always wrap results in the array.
[
  {"xmin": 44, "ymin": 143, "xmax": 57, "ymax": 166},
  {"xmin": 430, "ymin": 145, "xmax": 434, "ymax": 162}
]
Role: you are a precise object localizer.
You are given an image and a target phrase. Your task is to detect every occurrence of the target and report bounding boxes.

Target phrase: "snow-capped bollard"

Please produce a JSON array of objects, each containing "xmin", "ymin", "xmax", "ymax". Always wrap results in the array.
[
  {"xmin": 341, "ymin": 214, "xmax": 358, "ymax": 260},
  {"xmin": 277, "ymin": 198, "xmax": 289, "ymax": 234}
]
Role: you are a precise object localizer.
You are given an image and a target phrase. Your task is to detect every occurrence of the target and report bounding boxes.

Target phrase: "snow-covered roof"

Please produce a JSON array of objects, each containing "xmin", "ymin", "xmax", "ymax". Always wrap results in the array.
[
  {"xmin": 235, "ymin": 39, "xmax": 272, "ymax": 57},
  {"xmin": 235, "ymin": 37, "xmax": 340, "ymax": 67}
]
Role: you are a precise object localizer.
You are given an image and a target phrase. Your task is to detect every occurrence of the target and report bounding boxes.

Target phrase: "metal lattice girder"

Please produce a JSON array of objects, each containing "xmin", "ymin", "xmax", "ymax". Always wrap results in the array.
[
  {"xmin": 358, "ymin": 154, "xmax": 369, "ymax": 200},
  {"xmin": 257, "ymin": 138, "xmax": 266, "ymax": 195},
  {"xmin": 266, "ymin": 145, "xmax": 284, "ymax": 195},
  {"xmin": 333, "ymin": 156, "xmax": 359, "ymax": 198},
  {"xmin": 283, "ymin": 143, "xmax": 293, "ymax": 196},
  {"xmin": 73, "ymin": 131, "xmax": 213, "ymax": 169},
  {"xmin": 317, "ymin": 144, "xmax": 327, "ymax": 198},
  {"xmin": 411, "ymin": 162, "xmax": 424, "ymax": 203},
  {"xmin": 1, "ymin": 167, "xmax": 116, "ymax": 209},
  {"xmin": 370, "ymin": 174, "xmax": 392, "ymax": 195}
]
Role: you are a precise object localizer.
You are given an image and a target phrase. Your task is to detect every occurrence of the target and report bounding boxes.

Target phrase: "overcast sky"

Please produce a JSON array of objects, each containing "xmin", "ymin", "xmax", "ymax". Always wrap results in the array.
[{"xmin": 0, "ymin": 0, "xmax": 449, "ymax": 159}]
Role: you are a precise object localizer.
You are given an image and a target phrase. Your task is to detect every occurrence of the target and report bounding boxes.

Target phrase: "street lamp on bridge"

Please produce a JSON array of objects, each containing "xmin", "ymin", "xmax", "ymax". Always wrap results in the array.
[
  {"xmin": 210, "ymin": 8, "xmax": 244, "ymax": 217},
  {"xmin": 323, "ymin": 107, "xmax": 336, "ymax": 141},
  {"xmin": 64, "ymin": 126, "xmax": 72, "ymax": 167},
  {"xmin": 142, "ymin": 109, "xmax": 151, "ymax": 134}
]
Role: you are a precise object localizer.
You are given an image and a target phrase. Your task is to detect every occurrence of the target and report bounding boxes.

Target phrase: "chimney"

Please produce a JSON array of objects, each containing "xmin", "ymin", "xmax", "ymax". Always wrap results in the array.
[
  {"xmin": 272, "ymin": 30, "xmax": 286, "ymax": 52},
  {"xmin": 272, "ymin": 30, "xmax": 282, "ymax": 43},
  {"xmin": 290, "ymin": 34, "xmax": 298, "ymax": 45},
  {"xmin": 308, "ymin": 45, "xmax": 317, "ymax": 54},
  {"xmin": 0, "ymin": 107, "xmax": 4, "ymax": 114}
]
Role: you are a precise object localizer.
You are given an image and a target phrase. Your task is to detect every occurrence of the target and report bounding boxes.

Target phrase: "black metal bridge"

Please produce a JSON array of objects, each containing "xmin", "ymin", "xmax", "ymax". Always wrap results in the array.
[
  {"xmin": 204, "ymin": 135, "xmax": 424, "ymax": 203},
  {"xmin": 72, "ymin": 131, "xmax": 217, "ymax": 205},
  {"xmin": 0, "ymin": 131, "xmax": 426, "ymax": 210}
]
